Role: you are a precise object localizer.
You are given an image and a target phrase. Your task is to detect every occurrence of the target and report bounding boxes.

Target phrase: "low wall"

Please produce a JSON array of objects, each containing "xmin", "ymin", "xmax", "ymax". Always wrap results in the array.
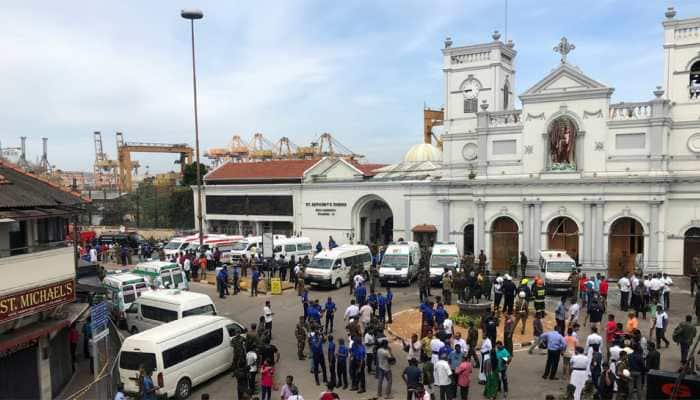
[{"xmin": 87, "ymin": 226, "xmax": 177, "ymax": 241}]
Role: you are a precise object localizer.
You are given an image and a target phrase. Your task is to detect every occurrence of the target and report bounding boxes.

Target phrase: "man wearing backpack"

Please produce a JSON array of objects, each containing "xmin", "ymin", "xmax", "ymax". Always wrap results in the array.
[{"xmin": 673, "ymin": 315, "xmax": 697, "ymax": 364}]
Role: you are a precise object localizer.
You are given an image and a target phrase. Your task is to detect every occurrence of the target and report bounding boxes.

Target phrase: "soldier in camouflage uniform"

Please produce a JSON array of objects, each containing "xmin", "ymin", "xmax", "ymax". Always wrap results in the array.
[
  {"xmin": 418, "ymin": 265, "xmax": 430, "ymax": 303},
  {"xmin": 230, "ymin": 330, "xmax": 248, "ymax": 399},
  {"xmin": 442, "ymin": 271, "xmax": 453, "ymax": 305},
  {"xmin": 295, "ymin": 316, "xmax": 307, "ymax": 360},
  {"xmin": 453, "ymin": 268, "xmax": 467, "ymax": 303},
  {"xmin": 369, "ymin": 264, "xmax": 379, "ymax": 293}
]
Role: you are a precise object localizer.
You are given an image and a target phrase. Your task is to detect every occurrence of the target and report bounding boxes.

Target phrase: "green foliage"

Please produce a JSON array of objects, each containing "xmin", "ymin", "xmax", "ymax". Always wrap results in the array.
[
  {"xmin": 101, "ymin": 182, "xmax": 195, "ymax": 229},
  {"xmin": 181, "ymin": 162, "xmax": 208, "ymax": 187},
  {"xmin": 452, "ymin": 313, "xmax": 481, "ymax": 329}
]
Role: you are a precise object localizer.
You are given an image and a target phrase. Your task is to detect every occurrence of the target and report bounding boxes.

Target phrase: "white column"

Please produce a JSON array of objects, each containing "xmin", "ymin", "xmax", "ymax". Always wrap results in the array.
[
  {"xmin": 522, "ymin": 202, "xmax": 530, "ymax": 260},
  {"xmin": 594, "ymin": 202, "xmax": 605, "ymax": 270},
  {"xmin": 404, "ymin": 198, "xmax": 412, "ymax": 241},
  {"xmin": 441, "ymin": 199, "xmax": 450, "ymax": 242},
  {"xmin": 532, "ymin": 202, "xmax": 542, "ymax": 256},
  {"xmin": 583, "ymin": 202, "xmax": 593, "ymax": 268},
  {"xmin": 648, "ymin": 201, "xmax": 661, "ymax": 272},
  {"xmin": 475, "ymin": 200, "xmax": 486, "ymax": 253}
]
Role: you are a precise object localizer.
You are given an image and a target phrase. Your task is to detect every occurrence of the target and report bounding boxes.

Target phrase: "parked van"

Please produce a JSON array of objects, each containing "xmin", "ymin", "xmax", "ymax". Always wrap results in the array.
[
  {"xmin": 539, "ymin": 250, "xmax": 576, "ymax": 294},
  {"xmin": 163, "ymin": 235, "xmax": 196, "ymax": 257},
  {"xmin": 304, "ymin": 245, "xmax": 371, "ymax": 289},
  {"xmin": 379, "ymin": 241, "xmax": 421, "ymax": 285},
  {"xmin": 133, "ymin": 261, "xmax": 189, "ymax": 290},
  {"xmin": 226, "ymin": 235, "xmax": 286, "ymax": 264},
  {"xmin": 273, "ymin": 237, "xmax": 314, "ymax": 261},
  {"xmin": 102, "ymin": 272, "xmax": 151, "ymax": 323},
  {"xmin": 429, "ymin": 242, "xmax": 461, "ymax": 284},
  {"xmin": 184, "ymin": 235, "xmax": 244, "ymax": 256},
  {"xmin": 125, "ymin": 290, "xmax": 216, "ymax": 334},
  {"xmin": 119, "ymin": 315, "xmax": 245, "ymax": 399}
]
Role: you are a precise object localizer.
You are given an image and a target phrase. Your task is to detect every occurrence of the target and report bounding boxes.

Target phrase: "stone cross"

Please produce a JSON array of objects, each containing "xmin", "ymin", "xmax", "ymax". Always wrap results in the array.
[{"xmin": 553, "ymin": 37, "xmax": 575, "ymax": 64}]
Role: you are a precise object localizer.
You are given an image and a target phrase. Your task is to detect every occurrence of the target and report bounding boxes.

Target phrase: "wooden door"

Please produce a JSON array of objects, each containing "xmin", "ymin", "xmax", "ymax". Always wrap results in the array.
[
  {"xmin": 491, "ymin": 217, "xmax": 518, "ymax": 272},
  {"xmin": 608, "ymin": 218, "xmax": 643, "ymax": 278},
  {"xmin": 684, "ymin": 228, "xmax": 700, "ymax": 276}
]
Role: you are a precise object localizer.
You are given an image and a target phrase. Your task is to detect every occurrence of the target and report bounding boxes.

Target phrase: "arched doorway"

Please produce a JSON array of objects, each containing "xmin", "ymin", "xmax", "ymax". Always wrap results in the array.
[
  {"xmin": 464, "ymin": 224, "xmax": 475, "ymax": 256},
  {"xmin": 491, "ymin": 217, "xmax": 518, "ymax": 272},
  {"xmin": 684, "ymin": 228, "xmax": 700, "ymax": 275},
  {"xmin": 547, "ymin": 217, "xmax": 579, "ymax": 264},
  {"xmin": 356, "ymin": 197, "xmax": 393, "ymax": 246},
  {"xmin": 608, "ymin": 217, "xmax": 644, "ymax": 278}
]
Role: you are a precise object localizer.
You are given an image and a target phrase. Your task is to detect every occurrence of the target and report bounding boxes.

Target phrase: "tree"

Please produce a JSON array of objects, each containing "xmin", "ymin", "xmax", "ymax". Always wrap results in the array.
[{"xmin": 181, "ymin": 162, "xmax": 208, "ymax": 187}]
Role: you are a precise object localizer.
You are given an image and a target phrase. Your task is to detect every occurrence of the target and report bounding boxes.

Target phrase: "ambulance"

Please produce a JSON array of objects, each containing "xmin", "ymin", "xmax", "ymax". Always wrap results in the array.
[
  {"xmin": 538, "ymin": 250, "xmax": 576, "ymax": 294},
  {"xmin": 429, "ymin": 242, "xmax": 461, "ymax": 284},
  {"xmin": 379, "ymin": 241, "xmax": 421, "ymax": 286}
]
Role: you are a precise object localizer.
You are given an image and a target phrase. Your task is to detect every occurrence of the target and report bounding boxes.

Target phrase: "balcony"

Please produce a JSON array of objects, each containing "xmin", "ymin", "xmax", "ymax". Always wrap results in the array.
[
  {"xmin": 488, "ymin": 110, "xmax": 523, "ymax": 128},
  {"xmin": 608, "ymin": 102, "xmax": 653, "ymax": 120}
]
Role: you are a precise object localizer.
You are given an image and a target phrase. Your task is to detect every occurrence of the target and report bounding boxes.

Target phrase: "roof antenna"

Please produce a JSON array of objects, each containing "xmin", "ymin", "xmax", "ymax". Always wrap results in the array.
[{"xmin": 504, "ymin": 0, "xmax": 509, "ymax": 42}]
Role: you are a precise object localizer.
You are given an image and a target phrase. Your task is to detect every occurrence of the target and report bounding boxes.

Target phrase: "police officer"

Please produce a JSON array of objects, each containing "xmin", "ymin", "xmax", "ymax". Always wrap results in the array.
[
  {"xmin": 418, "ymin": 266, "xmax": 430, "ymax": 303},
  {"xmin": 442, "ymin": 270, "xmax": 453, "ymax": 305},
  {"xmin": 513, "ymin": 291, "xmax": 529, "ymax": 335},
  {"xmin": 295, "ymin": 316, "xmax": 307, "ymax": 360},
  {"xmin": 230, "ymin": 329, "xmax": 248, "ymax": 399}
]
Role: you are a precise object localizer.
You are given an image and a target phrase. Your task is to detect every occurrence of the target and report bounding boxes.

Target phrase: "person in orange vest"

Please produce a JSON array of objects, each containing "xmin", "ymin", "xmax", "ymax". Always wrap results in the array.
[{"xmin": 199, "ymin": 254, "xmax": 208, "ymax": 280}]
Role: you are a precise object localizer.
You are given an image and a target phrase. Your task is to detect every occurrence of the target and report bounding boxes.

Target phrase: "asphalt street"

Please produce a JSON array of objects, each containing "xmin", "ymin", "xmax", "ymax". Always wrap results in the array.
[{"xmin": 178, "ymin": 278, "xmax": 693, "ymax": 400}]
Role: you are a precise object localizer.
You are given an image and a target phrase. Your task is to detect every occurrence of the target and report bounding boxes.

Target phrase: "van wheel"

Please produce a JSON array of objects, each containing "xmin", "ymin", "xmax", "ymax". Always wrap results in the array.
[
  {"xmin": 176, "ymin": 378, "xmax": 192, "ymax": 399},
  {"xmin": 334, "ymin": 279, "xmax": 342, "ymax": 289},
  {"xmin": 129, "ymin": 326, "xmax": 138, "ymax": 334}
]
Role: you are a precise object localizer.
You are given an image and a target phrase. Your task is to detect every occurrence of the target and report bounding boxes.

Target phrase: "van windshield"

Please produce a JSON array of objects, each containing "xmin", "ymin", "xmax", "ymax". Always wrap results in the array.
[
  {"xmin": 183, "ymin": 304, "xmax": 216, "ymax": 317},
  {"xmin": 431, "ymin": 255, "xmax": 459, "ymax": 267},
  {"xmin": 382, "ymin": 255, "xmax": 408, "ymax": 268},
  {"xmin": 547, "ymin": 261, "xmax": 575, "ymax": 273},
  {"xmin": 164, "ymin": 241, "xmax": 182, "ymax": 250},
  {"xmin": 308, "ymin": 258, "xmax": 334, "ymax": 269},
  {"xmin": 120, "ymin": 351, "xmax": 156, "ymax": 371},
  {"xmin": 231, "ymin": 242, "xmax": 249, "ymax": 251}
]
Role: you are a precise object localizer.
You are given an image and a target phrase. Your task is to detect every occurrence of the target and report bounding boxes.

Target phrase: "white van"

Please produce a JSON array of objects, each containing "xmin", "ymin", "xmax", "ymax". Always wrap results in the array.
[
  {"xmin": 379, "ymin": 241, "xmax": 421, "ymax": 285},
  {"xmin": 304, "ymin": 244, "xmax": 372, "ymax": 289},
  {"xmin": 539, "ymin": 250, "xmax": 576, "ymax": 294},
  {"xmin": 125, "ymin": 290, "xmax": 217, "ymax": 334},
  {"xmin": 273, "ymin": 237, "xmax": 314, "ymax": 261},
  {"xmin": 133, "ymin": 261, "xmax": 189, "ymax": 290},
  {"xmin": 119, "ymin": 315, "xmax": 244, "ymax": 399},
  {"xmin": 163, "ymin": 234, "xmax": 198, "ymax": 257},
  {"xmin": 429, "ymin": 242, "xmax": 461, "ymax": 284},
  {"xmin": 227, "ymin": 235, "xmax": 287, "ymax": 264},
  {"xmin": 102, "ymin": 273, "xmax": 151, "ymax": 323}
]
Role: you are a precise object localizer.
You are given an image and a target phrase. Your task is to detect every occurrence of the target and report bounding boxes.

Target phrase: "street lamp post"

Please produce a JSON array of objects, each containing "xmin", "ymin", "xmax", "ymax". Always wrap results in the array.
[{"xmin": 181, "ymin": 8, "xmax": 205, "ymax": 247}]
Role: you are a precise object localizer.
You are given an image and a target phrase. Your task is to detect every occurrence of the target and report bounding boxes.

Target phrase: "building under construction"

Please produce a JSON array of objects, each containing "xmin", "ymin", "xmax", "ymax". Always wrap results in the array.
[{"xmin": 205, "ymin": 132, "xmax": 362, "ymax": 165}]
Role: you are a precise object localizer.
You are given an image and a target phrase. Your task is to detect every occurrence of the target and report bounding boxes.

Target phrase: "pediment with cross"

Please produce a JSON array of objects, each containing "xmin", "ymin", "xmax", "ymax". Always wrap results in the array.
[{"xmin": 521, "ymin": 63, "xmax": 611, "ymax": 97}]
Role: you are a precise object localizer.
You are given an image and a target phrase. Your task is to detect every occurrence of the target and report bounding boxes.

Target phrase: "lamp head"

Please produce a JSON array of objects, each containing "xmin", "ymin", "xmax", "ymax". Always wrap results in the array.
[{"xmin": 181, "ymin": 9, "xmax": 203, "ymax": 20}]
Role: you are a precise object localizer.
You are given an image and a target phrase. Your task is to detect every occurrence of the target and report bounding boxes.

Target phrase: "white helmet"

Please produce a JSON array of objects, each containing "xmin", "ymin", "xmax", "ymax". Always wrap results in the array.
[
  {"xmin": 496, "ymin": 277, "xmax": 504, "ymax": 283},
  {"xmin": 518, "ymin": 291, "xmax": 526, "ymax": 298},
  {"xmin": 504, "ymin": 274, "xmax": 512, "ymax": 280}
]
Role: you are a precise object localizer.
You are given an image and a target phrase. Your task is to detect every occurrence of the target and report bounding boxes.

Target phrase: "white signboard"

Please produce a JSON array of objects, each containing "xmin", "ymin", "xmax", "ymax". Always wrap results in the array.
[{"xmin": 262, "ymin": 232, "xmax": 274, "ymax": 259}]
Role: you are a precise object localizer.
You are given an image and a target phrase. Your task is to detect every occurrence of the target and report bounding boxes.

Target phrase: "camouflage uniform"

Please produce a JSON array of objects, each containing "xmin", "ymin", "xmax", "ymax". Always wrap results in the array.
[
  {"xmin": 295, "ymin": 316, "xmax": 307, "ymax": 360},
  {"xmin": 442, "ymin": 273, "xmax": 453, "ymax": 305},
  {"xmin": 230, "ymin": 333, "xmax": 248, "ymax": 398}
]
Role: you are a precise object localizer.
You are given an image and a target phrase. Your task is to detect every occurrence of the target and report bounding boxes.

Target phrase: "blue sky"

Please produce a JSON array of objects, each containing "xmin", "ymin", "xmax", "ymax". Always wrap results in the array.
[{"xmin": 2, "ymin": 0, "xmax": 700, "ymax": 172}]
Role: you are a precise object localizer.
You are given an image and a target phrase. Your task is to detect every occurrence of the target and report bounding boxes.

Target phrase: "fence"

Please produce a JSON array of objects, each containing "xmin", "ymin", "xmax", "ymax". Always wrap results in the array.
[{"xmin": 64, "ymin": 318, "xmax": 123, "ymax": 400}]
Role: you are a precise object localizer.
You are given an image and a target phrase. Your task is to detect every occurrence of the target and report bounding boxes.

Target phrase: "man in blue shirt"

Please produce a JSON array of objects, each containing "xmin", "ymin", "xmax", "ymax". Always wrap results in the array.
[
  {"xmin": 301, "ymin": 290, "xmax": 309, "ymax": 321},
  {"xmin": 377, "ymin": 292, "xmax": 387, "ymax": 323},
  {"xmin": 367, "ymin": 290, "xmax": 378, "ymax": 312},
  {"xmin": 140, "ymin": 368, "xmax": 158, "ymax": 400},
  {"xmin": 434, "ymin": 303, "xmax": 448, "ymax": 328},
  {"xmin": 539, "ymin": 329, "xmax": 567, "ymax": 380},
  {"xmin": 308, "ymin": 303, "xmax": 322, "ymax": 326},
  {"xmin": 420, "ymin": 301, "xmax": 434, "ymax": 338},
  {"xmin": 324, "ymin": 297, "xmax": 336, "ymax": 334},
  {"xmin": 350, "ymin": 337, "xmax": 366, "ymax": 393},
  {"xmin": 355, "ymin": 283, "xmax": 367, "ymax": 306},
  {"xmin": 386, "ymin": 287, "xmax": 394, "ymax": 323},
  {"xmin": 310, "ymin": 333, "xmax": 328, "ymax": 385},
  {"xmin": 251, "ymin": 267, "xmax": 260, "ymax": 297},
  {"xmin": 336, "ymin": 338, "xmax": 349, "ymax": 390},
  {"xmin": 216, "ymin": 266, "xmax": 228, "ymax": 298}
]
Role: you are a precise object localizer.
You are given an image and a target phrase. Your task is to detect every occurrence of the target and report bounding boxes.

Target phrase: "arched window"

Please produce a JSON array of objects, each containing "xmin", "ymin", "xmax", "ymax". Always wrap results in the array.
[
  {"xmin": 690, "ymin": 61, "xmax": 700, "ymax": 99},
  {"xmin": 503, "ymin": 81, "xmax": 510, "ymax": 110},
  {"xmin": 464, "ymin": 98, "xmax": 478, "ymax": 113}
]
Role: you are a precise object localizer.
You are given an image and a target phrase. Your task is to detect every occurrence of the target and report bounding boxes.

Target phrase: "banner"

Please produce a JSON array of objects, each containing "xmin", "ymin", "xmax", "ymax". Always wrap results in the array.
[{"xmin": 270, "ymin": 278, "xmax": 282, "ymax": 295}]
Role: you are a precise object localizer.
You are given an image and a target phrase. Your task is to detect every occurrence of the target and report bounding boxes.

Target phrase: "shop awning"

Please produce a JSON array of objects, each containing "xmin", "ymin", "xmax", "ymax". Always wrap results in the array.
[
  {"xmin": 0, "ymin": 319, "xmax": 69, "ymax": 353},
  {"xmin": 412, "ymin": 224, "xmax": 437, "ymax": 233}
]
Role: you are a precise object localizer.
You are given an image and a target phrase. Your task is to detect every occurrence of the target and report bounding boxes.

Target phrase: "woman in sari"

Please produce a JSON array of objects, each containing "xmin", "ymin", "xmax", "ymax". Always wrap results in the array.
[{"xmin": 483, "ymin": 348, "xmax": 499, "ymax": 399}]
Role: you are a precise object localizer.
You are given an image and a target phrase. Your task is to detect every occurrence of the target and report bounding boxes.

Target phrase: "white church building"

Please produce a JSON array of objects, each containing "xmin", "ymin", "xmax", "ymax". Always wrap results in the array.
[{"xmin": 199, "ymin": 8, "xmax": 700, "ymax": 278}]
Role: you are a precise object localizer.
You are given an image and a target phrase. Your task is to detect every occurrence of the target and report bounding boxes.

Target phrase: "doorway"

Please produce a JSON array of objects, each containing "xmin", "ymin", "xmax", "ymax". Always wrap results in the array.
[
  {"xmin": 547, "ymin": 217, "xmax": 579, "ymax": 263},
  {"xmin": 608, "ymin": 217, "xmax": 644, "ymax": 278},
  {"xmin": 684, "ymin": 227, "xmax": 700, "ymax": 276},
  {"xmin": 463, "ymin": 224, "xmax": 474, "ymax": 256},
  {"xmin": 491, "ymin": 217, "xmax": 518, "ymax": 272}
]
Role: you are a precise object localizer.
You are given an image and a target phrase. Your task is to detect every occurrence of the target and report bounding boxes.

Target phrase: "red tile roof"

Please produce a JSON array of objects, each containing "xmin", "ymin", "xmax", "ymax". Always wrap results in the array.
[
  {"xmin": 205, "ymin": 159, "xmax": 321, "ymax": 182},
  {"xmin": 351, "ymin": 163, "xmax": 387, "ymax": 176}
]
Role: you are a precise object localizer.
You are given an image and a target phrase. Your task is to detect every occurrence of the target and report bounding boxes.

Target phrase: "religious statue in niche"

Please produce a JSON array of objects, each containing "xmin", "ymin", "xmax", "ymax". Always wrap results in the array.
[{"xmin": 548, "ymin": 117, "xmax": 577, "ymax": 170}]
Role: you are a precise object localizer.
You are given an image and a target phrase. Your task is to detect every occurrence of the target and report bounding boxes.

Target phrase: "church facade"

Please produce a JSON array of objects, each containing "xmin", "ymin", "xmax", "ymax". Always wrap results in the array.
[{"xmin": 200, "ymin": 9, "xmax": 700, "ymax": 278}]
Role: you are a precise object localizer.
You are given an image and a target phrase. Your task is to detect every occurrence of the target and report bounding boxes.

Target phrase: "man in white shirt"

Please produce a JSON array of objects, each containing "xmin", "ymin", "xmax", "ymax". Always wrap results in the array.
[
  {"xmin": 618, "ymin": 274, "xmax": 631, "ymax": 311},
  {"xmin": 630, "ymin": 274, "xmax": 639, "ymax": 292},
  {"xmin": 263, "ymin": 300, "xmax": 273, "ymax": 336},
  {"xmin": 246, "ymin": 349, "xmax": 258, "ymax": 392},
  {"xmin": 344, "ymin": 300, "xmax": 359, "ymax": 321},
  {"xmin": 406, "ymin": 333, "xmax": 422, "ymax": 362},
  {"xmin": 479, "ymin": 336, "xmax": 493, "ymax": 383},
  {"xmin": 584, "ymin": 326, "xmax": 603, "ymax": 355},
  {"xmin": 568, "ymin": 301, "xmax": 580, "ymax": 331},
  {"xmin": 650, "ymin": 274, "xmax": 663, "ymax": 304},
  {"xmin": 443, "ymin": 317, "xmax": 454, "ymax": 336},
  {"xmin": 359, "ymin": 303, "xmax": 373, "ymax": 330},
  {"xmin": 453, "ymin": 332, "xmax": 468, "ymax": 355},
  {"xmin": 662, "ymin": 273, "xmax": 673, "ymax": 309},
  {"xmin": 433, "ymin": 353, "xmax": 452, "ymax": 400},
  {"xmin": 609, "ymin": 342, "xmax": 622, "ymax": 363},
  {"xmin": 569, "ymin": 346, "xmax": 590, "ymax": 400},
  {"xmin": 354, "ymin": 273, "xmax": 365, "ymax": 289},
  {"xmin": 430, "ymin": 335, "xmax": 445, "ymax": 365},
  {"xmin": 89, "ymin": 246, "xmax": 98, "ymax": 263}
]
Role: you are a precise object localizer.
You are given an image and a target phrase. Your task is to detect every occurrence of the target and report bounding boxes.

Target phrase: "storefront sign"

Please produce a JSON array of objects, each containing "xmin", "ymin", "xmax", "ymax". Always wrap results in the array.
[
  {"xmin": 305, "ymin": 202, "xmax": 347, "ymax": 216},
  {"xmin": 0, "ymin": 279, "xmax": 75, "ymax": 323}
]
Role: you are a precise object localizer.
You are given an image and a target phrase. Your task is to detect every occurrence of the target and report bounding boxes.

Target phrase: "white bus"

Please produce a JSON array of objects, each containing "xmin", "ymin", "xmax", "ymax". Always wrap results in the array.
[
  {"xmin": 102, "ymin": 272, "xmax": 151, "ymax": 324},
  {"xmin": 125, "ymin": 290, "xmax": 217, "ymax": 334},
  {"xmin": 119, "ymin": 316, "xmax": 245, "ymax": 399},
  {"xmin": 429, "ymin": 242, "xmax": 461, "ymax": 284},
  {"xmin": 273, "ymin": 237, "xmax": 314, "ymax": 261},
  {"xmin": 304, "ymin": 244, "xmax": 371, "ymax": 289}
]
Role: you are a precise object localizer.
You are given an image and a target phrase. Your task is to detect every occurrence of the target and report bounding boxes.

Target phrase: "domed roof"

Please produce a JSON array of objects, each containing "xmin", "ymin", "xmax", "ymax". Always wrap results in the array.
[{"xmin": 403, "ymin": 143, "xmax": 442, "ymax": 162}]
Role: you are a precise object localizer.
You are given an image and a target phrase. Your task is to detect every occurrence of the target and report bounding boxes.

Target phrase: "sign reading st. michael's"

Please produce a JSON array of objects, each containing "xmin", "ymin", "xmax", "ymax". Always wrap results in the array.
[{"xmin": 0, "ymin": 279, "xmax": 75, "ymax": 323}]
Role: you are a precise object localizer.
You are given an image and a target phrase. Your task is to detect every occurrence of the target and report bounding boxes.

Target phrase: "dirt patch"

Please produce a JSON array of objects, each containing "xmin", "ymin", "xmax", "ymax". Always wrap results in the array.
[{"xmin": 389, "ymin": 304, "xmax": 557, "ymax": 346}]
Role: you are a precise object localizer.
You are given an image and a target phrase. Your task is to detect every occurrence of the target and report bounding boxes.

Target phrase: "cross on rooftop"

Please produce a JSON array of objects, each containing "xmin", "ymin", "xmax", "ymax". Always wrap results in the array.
[{"xmin": 553, "ymin": 36, "xmax": 575, "ymax": 64}]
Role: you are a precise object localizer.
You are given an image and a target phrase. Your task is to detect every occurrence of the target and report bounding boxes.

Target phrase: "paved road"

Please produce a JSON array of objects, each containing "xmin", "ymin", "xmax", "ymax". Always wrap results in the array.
[{"xmin": 178, "ymin": 278, "xmax": 692, "ymax": 400}]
